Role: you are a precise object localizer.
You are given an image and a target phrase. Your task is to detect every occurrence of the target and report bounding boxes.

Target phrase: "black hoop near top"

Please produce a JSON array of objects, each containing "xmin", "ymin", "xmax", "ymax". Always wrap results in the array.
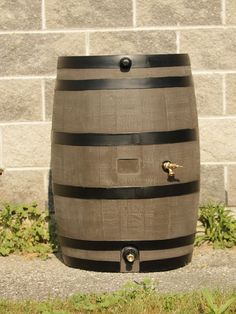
[{"xmin": 57, "ymin": 54, "xmax": 190, "ymax": 69}]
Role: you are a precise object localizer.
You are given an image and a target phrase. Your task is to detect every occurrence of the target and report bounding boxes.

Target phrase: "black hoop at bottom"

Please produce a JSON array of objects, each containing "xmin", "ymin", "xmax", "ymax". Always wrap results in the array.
[{"xmin": 63, "ymin": 253, "xmax": 192, "ymax": 273}]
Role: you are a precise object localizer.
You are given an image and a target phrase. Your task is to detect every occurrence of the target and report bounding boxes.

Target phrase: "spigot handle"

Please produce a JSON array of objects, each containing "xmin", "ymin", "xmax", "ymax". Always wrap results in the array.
[{"xmin": 162, "ymin": 161, "xmax": 183, "ymax": 176}]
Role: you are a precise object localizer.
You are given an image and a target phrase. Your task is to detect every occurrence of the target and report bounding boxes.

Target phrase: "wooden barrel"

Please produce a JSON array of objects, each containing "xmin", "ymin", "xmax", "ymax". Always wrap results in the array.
[{"xmin": 51, "ymin": 54, "xmax": 200, "ymax": 273}]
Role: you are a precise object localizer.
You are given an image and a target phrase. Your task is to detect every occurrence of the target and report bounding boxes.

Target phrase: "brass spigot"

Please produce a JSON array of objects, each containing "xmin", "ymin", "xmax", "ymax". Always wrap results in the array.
[
  {"xmin": 123, "ymin": 247, "xmax": 137, "ymax": 263},
  {"xmin": 126, "ymin": 253, "xmax": 135, "ymax": 263},
  {"xmin": 162, "ymin": 161, "xmax": 183, "ymax": 176}
]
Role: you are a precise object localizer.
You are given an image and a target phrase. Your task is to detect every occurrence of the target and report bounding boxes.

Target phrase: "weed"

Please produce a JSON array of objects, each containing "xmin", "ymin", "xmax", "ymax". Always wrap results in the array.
[
  {"xmin": 195, "ymin": 203, "xmax": 236, "ymax": 248},
  {"xmin": 163, "ymin": 294, "xmax": 179, "ymax": 311},
  {"xmin": 202, "ymin": 289, "xmax": 236, "ymax": 314},
  {"xmin": 0, "ymin": 203, "xmax": 58, "ymax": 258}
]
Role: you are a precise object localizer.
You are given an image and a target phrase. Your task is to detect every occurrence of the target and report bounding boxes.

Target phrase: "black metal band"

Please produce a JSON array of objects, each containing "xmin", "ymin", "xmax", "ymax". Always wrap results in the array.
[
  {"xmin": 55, "ymin": 76, "xmax": 192, "ymax": 91},
  {"xmin": 63, "ymin": 256, "xmax": 119, "ymax": 272},
  {"xmin": 63, "ymin": 253, "xmax": 192, "ymax": 272},
  {"xmin": 140, "ymin": 253, "xmax": 192, "ymax": 272},
  {"xmin": 59, "ymin": 234, "xmax": 195, "ymax": 251},
  {"xmin": 53, "ymin": 180, "xmax": 199, "ymax": 200},
  {"xmin": 57, "ymin": 54, "xmax": 190, "ymax": 69},
  {"xmin": 53, "ymin": 129, "xmax": 197, "ymax": 146}
]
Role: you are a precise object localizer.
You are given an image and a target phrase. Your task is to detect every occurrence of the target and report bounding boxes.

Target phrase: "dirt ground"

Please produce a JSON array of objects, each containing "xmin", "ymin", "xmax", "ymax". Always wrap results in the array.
[{"xmin": 0, "ymin": 246, "xmax": 235, "ymax": 300}]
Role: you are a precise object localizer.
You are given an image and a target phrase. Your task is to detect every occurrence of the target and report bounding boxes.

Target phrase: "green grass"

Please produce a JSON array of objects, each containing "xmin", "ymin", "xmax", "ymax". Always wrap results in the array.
[{"xmin": 0, "ymin": 280, "xmax": 235, "ymax": 314}]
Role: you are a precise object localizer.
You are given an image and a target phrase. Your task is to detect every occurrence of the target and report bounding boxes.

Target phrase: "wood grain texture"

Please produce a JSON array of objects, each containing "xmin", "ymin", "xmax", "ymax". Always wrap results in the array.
[{"xmin": 54, "ymin": 193, "xmax": 199, "ymax": 240}]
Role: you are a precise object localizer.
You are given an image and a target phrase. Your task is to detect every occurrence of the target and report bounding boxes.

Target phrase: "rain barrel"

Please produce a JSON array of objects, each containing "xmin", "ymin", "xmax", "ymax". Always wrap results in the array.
[{"xmin": 51, "ymin": 54, "xmax": 200, "ymax": 273}]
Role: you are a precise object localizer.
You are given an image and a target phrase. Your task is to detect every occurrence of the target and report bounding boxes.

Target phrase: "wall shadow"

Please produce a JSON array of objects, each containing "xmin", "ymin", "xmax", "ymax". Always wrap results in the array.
[
  {"xmin": 47, "ymin": 167, "xmax": 63, "ymax": 262},
  {"xmin": 225, "ymin": 189, "xmax": 228, "ymax": 206}
]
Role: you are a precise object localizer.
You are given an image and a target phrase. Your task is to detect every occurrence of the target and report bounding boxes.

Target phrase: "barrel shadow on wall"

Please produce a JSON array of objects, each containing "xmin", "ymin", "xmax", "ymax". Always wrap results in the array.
[
  {"xmin": 47, "ymin": 168, "xmax": 63, "ymax": 261},
  {"xmin": 47, "ymin": 169, "xmax": 54, "ymax": 213},
  {"xmin": 51, "ymin": 54, "xmax": 200, "ymax": 273}
]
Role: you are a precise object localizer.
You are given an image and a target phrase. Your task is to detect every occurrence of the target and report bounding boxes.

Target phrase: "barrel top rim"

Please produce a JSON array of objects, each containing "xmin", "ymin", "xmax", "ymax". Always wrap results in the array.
[
  {"xmin": 58, "ymin": 53, "xmax": 189, "ymax": 59},
  {"xmin": 57, "ymin": 54, "xmax": 191, "ymax": 69}
]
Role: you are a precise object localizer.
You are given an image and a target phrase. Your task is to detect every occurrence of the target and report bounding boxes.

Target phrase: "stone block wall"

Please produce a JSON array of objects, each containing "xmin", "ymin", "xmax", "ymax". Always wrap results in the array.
[{"xmin": 0, "ymin": 0, "xmax": 235, "ymax": 209}]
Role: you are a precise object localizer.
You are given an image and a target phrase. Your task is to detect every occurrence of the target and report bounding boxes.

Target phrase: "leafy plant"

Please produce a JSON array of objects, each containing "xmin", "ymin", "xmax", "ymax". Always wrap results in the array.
[
  {"xmin": 195, "ymin": 203, "xmax": 236, "ymax": 249},
  {"xmin": 202, "ymin": 289, "xmax": 236, "ymax": 314},
  {"xmin": 0, "ymin": 203, "xmax": 58, "ymax": 258}
]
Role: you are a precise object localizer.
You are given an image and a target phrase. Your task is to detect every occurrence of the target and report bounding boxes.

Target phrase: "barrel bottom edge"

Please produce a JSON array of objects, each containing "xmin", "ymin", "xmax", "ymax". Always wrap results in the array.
[
  {"xmin": 63, "ymin": 255, "xmax": 120, "ymax": 272},
  {"xmin": 140, "ymin": 253, "xmax": 192, "ymax": 272},
  {"xmin": 62, "ymin": 253, "xmax": 192, "ymax": 273}
]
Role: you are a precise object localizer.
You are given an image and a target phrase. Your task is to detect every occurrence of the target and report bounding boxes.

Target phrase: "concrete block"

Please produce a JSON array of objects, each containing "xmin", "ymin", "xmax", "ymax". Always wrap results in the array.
[
  {"xmin": 226, "ymin": 0, "xmax": 236, "ymax": 24},
  {"xmin": 136, "ymin": 0, "xmax": 221, "ymax": 26},
  {"xmin": 199, "ymin": 119, "xmax": 236, "ymax": 162},
  {"xmin": 200, "ymin": 165, "xmax": 225, "ymax": 204},
  {"xmin": 0, "ymin": 170, "xmax": 45, "ymax": 207},
  {"xmin": 45, "ymin": 79, "xmax": 55, "ymax": 121},
  {"xmin": 90, "ymin": 30, "xmax": 176, "ymax": 55},
  {"xmin": 226, "ymin": 74, "xmax": 236, "ymax": 114},
  {"xmin": 2, "ymin": 124, "xmax": 51, "ymax": 167},
  {"xmin": 180, "ymin": 29, "xmax": 236, "ymax": 70},
  {"xmin": 45, "ymin": 0, "xmax": 132, "ymax": 28},
  {"xmin": 0, "ymin": 80, "xmax": 42, "ymax": 122},
  {"xmin": 0, "ymin": 33, "xmax": 85, "ymax": 76},
  {"xmin": 0, "ymin": 0, "xmax": 41, "ymax": 30},
  {"xmin": 194, "ymin": 74, "xmax": 223, "ymax": 116}
]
